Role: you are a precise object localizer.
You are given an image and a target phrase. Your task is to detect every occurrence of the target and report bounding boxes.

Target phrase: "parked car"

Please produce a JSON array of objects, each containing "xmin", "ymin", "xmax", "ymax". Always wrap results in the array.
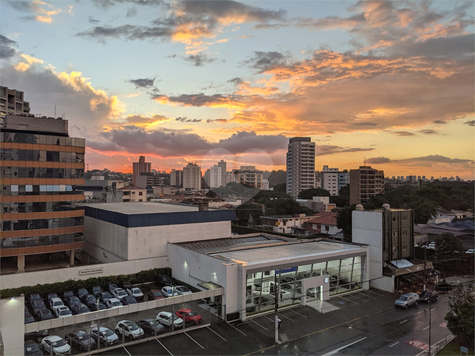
[
  {"xmin": 111, "ymin": 288, "xmax": 128, "ymax": 300},
  {"xmin": 105, "ymin": 298, "xmax": 122, "ymax": 309},
  {"xmin": 246, "ymin": 298, "xmax": 256, "ymax": 312},
  {"xmin": 64, "ymin": 331, "xmax": 96, "ymax": 351},
  {"xmin": 77, "ymin": 288, "xmax": 89, "ymax": 300},
  {"xmin": 127, "ymin": 287, "xmax": 144, "ymax": 301},
  {"xmin": 157, "ymin": 275, "xmax": 173, "ymax": 287},
  {"xmin": 174, "ymin": 285, "xmax": 192, "ymax": 295},
  {"xmin": 87, "ymin": 301, "xmax": 107, "ymax": 311},
  {"xmin": 65, "ymin": 296, "xmax": 81, "ymax": 309},
  {"xmin": 29, "ymin": 294, "xmax": 42, "ymax": 303},
  {"xmin": 176, "ymin": 309, "xmax": 202, "ymax": 325},
  {"xmin": 254, "ymin": 294, "xmax": 275, "ymax": 307},
  {"xmin": 121, "ymin": 295, "xmax": 137, "ymax": 305},
  {"xmin": 81, "ymin": 294, "xmax": 96, "ymax": 305},
  {"xmin": 395, "ymin": 293, "xmax": 419, "ymax": 309},
  {"xmin": 92, "ymin": 286, "xmax": 102, "ymax": 297},
  {"xmin": 31, "ymin": 299, "xmax": 47, "ymax": 311},
  {"xmin": 54, "ymin": 306, "xmax": 72, "ymax": 318},
  {"xmin": 161, "ymin": 286, "xmax": 179, "ymax": 298},
  {"xmin": 147, "ymin": 289, "xmax": 165, "ymax": 300},
  {"xmin": 419, "ymin": 290, "xmax": 439, "ymax": 303},
  {"xmin": 136, "ymin": 319, "xmax": 165, "ymax": 334},
  {"xmin": 25, "ymin": 309, "xmax": 35, "ymax": 324},
  {"xmin": 41, "ymin": 336, "xmax": 71, "ymax": 355},
  {"xmin": 465, "ymin": 248, "xmax": 475, "ymax": 254},
  {"xmin": 98, "ymin": 291, "xmax": 113, "ymax": 303},
  {"xmin": 62, "ymin": 291, "xmax": 74, "ymax": 300},
  {"xmin": 107, "ymin": 284, "xmax": 119, "ymax": 294},
  {"xmin": 122, "ymin": 282, "xmax": 133, "ymax": 290},
  {"xmin": 46, "ymin": 293, "xmax": 59, "ymax": 303},
  {"xmin": 156, "ymin": 311, "xmax": 184, "ymax": 328},
  {"xmin": 49, "ymin": 298, "xmax": 65, "ymax": 312},
  {"xmin": 90, "ymin": 326, "xmax": 119, "ymax": 346},
  {"xmin": 25, "ymin": 330, "xmax": 49, "ymax": 343},
  {"xmin": 34, "ymin": 308, "xmax": 53, "ymax": 321},
  {"xmin": 24, "ymin": 340, "xmax": 43, "ymax": 356},
  {"xmin": 70, "ymin": 303, "xmax": 90, "ymax": 315},
  {"xmin": 115, "ymin": 320, "xmax": 144, "ymax": 341}
]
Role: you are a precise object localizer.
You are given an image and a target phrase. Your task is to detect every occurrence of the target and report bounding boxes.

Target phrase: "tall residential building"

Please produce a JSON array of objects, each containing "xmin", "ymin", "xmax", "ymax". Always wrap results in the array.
[
  {"xmin": 0, "ymin": 86, "xmax": 32, "ymax": 124},
  {"xmin": 233, "ymin": 165, "xmax": 264, "ymax": 188},
  {"xmin": 170, "ymin": 169, "xmax": 182, "ymax": 187},
  {"xmin": 217, "ymin": 160, "xmax": 226, "ymax": 188},
  {"xmin": 322, "ymin": 165, "xmax": 349, "ymax": 196},
  {"xmin": 0, "ymin": 115, "xmax": 85, "ymax": 272},
  {"xmin": 349, "ymin": 166, "xmax": 385, "ymax": 205},
  {"xmin": 286, "ymin": 137, "xmax": 315, "ymax": 198},
  {"xmin": 183, "ymin": 163, "xmax": 201, "ymax": 190},
  {"xmin": 209, "ymin": 165, "xmax": 222, "ymax": 189},
  {"xmin": 132, "ymin": 156, "xmax": 151, "ymax": 185}
]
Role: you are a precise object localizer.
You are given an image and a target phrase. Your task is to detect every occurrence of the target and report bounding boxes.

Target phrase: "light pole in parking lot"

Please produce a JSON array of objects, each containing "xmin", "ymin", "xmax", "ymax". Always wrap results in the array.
[{"xmin": 274, "ymin": 270, "xmax": 279, "ymax": 343}]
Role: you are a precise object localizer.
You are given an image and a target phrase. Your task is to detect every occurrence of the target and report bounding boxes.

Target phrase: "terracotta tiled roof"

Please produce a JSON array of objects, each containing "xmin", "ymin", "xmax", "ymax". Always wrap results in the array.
[
  {"xmin": 118, "ymin": 184, "xmax": 146, "ymax": 190},
  {"xmin": 306, "ymin": 212, "xmax": 338, "ymax": 226}
]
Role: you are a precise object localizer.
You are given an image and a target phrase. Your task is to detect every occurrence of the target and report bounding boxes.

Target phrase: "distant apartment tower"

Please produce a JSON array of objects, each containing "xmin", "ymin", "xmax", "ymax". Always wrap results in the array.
[
  {"xmin": 132, "ymin": 156, "xmax": 151, "ymax": 185},
  {"xmin": 322, "ymin": 166, "xmax": 349, "ymax": 196},
  {"xmin": 350, "ymin": 166, "xmax": 385, "ymax": 205},
  {"xmin": 217, "ymin": 160, "xmax": 226, "ymax": 188},
  {"xmin": 209, "ymin": 165, "xmax": 222, "ymax": 189},
  {"xmin": 0, "ymin": 86, "xmax": 32, "ymax": 124},
  {"xmin": 170, "ymin": 169, "xmax": 182, "ymax": 187},
  {"xmin": 233, "ymin": 165, "xmax": 263, "ymax": 188},
  {"xmin": 286, "ymin": 137, "xmax": 315, "ymax": 198},
  {"xmin": 0, "ymin": 115, "xmax": 85, "ymax": 272},
  {"xmin": 183, "ymin": 163, "xmax": 201, "ymax": 190}
]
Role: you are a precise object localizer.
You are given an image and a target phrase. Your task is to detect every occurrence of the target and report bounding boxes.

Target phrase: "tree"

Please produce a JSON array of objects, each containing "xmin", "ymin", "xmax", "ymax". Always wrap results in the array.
[
  {"xmin": 445, "ymin": 283, "xmax": 475, "ymax": 346},
  {"xmin": 435, "ymin": 233, "xmax": 464, "ymax": 255},
  {"xmin": 273, "ymin": 183, "xmax": 286, "ymax": 193},
  {"xmin": 337, "ymin": 205, "xmax": 355, "ymax": 242},
  {"xmin": 298, "ymin": 188, "xmax": 331, "ymax": 199},
  {"xmin": 235, "ymin": 202, "xmax": 264, "ymax": 225}
]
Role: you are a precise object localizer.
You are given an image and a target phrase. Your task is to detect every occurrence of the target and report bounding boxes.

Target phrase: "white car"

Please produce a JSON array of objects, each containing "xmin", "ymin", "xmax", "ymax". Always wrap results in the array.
[
  {"xmin": 174, "ymin": 285, "xmax": 192, "ymax": 295},
  {"xmin": 41, "ymin": 335, "xmax": 71, "ymax": 355},
  {"xmin": 161, "ymin": 286, "xmax": 179, "ymax": 298},
  {"xmin": 91, "ymin": 326, "xmax": 119, "ymax": 346},
  {"xmin": 54, "ymin": 306, "xmax": 72, "ymax": 318},
  {"xmin": 127, "ymin": 287, "xmax": 144, "ymax": 300},
  {"xmin": 465, "ymin": 249, "xmax": 475, "ymax": 254},
  {"xmin": 156, "ymin": 311, "xmax": 184, "ymax": 327},
  {"xmin": 49, "ymin": 297, "xmax": 65, "ymax": 312},
  {"xmin": 105, "ymin": 298, "xmax": 122, "ymax": 309},
  {"xmin": 115, "ymin": 320, "xmax": 144, "ymax": 340},
  {"xmin": 112, "ymin": 288, "xmax": 128, "ymax": 300}
]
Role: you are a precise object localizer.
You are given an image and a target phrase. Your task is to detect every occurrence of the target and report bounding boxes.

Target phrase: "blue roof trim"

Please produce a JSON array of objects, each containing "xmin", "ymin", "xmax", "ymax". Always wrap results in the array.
[{"xmin": 84, "ymin": 206, "xmax": 235, "ymax": 228}]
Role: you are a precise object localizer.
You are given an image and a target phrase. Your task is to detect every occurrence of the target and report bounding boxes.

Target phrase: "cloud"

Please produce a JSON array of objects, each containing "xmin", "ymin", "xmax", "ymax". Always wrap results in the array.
[
  {"xmin": 242, "ymin": 51, "xmax": 291, "ymax": 72},
  {"xmin": 91, "ymin": 0, "xmax": 166, "ymax": 10},
  {"xmin": 153, "ymin": 93, "xmax": 246, "ymax": 109},
  {"xmin": 391, "ymin": 131, "xmax": 416, "ymax": 136},
  {"xmin": 175, "ymin": 117, "xmax": 201, "ymax": 123},
  {"xmin": 127, "ymin": 77, "xmax": 155, "ymax": 88},
  {"xmin": 88, "ymin": 16, "xmax": 100, "ymax": 24},
  {"xmin": 419, "ymin": 129, "xmax": 438, "ymax": 135},
  {"xmin": 317, "ymin": 145, "xmax": 375, "ymax": 156},
  {"xmin": 8, "ymin": 0, "xmax": 62, "ymax": 23},
  {"xmin": 206, "ymin": 118, "xmax": 228, "ymax": 123},
  {"xmin": 401, "ymin": 155, "xmax": 473, "ymax": 164},
  {"xmin": 126, "ymin": 7, "xmax": 137, "ymax": 18},
  {"xmin": 184, "ymin": 53, "xmax": 217, "ymax": 67},
  {"xmin": 366, "ymin": 156, "xmax": 391, "ymax": 164},
  {"xmin": 125, "ymin": 114, "xmax": 170, "ymax": 126},
  {"xmin": 0, "ymin": 34, "xmax": 17, "ymax": 59},
  {"xmin": 433, "ymin": 120, "xmax": 446, "ymax": 124},
  {"xmin": 464, "ymin": 120, "xmax": 475, "ymax": 126}
]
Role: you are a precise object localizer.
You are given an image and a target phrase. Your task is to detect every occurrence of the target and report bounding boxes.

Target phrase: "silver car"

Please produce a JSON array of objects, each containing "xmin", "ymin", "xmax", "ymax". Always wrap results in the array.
[{"xmin": 395, "ymin": 292, "xmax": 419, "ymax": 309}]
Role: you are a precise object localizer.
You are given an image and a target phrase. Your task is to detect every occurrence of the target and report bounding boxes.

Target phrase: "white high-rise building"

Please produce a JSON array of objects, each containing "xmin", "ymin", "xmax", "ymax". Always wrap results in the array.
[
  {"xmin": 286, "ymin": 137, "xmax": 315, "ymax": 198},
  {"xmin": 183, "ymin": 163, "xmax": 201, "ymax": 190},
  {"xmin": 217, "ymin": 160, "xmax": 226, "ymax": 187},
  {"xmin": 209, "ymin": 165, "xmax": 222, "ymax": 188}
]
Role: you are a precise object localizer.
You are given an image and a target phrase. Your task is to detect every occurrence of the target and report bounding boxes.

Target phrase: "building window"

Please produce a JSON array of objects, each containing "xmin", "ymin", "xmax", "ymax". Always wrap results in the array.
[
  {"xmin": 402, "ymin": 244, "xmax": 408, "ymax": 250},
  {"xmin": 392, "ymin": 217, "xmax": 397, "ymax": 222},
  {"xmin": 325, "ymin": 226, "xmax": 329, "ymax": 231},
  {"xmin": 139, "ymin": 192, "xmax": 143, "ymax": 196},
  {"xmin": 393, "ymin": 231, "xmax": 398, "ymax": 237},
  {"xmin": 402, "ymin": 230, "xmax": 407, "ymax": 236}
]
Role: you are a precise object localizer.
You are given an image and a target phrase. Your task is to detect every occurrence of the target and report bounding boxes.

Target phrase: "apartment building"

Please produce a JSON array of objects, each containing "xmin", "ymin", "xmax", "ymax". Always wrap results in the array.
[
  {"xmin": 0, "ymin": 86, "xmax": 32, "ymax": 124},
  {"xmin": 132, "ymin": 156, "xmax": 151, "ymax": 185},
  {"xmin": 170, "ymin": 169, "xmax": 182, "ymax": 187},
  {"xmin": 119, "ymin": 184, "xmax": 147, "ymax": 202},
  {"xmin": 217, "ymin": 160, "xmax": 226, "ymax": 188},
  {"xmin": 233, "ymin": 165, "xmax": 263, "ymax": 189},
  {"xmin": 286, "ymin": 137, "xmax": 315, "ymax": 198},
  {"xmin": 183, "ymin": 163, "xmax": 201, "ymax": 190},
  {"xmin": 349, "ymin": 166, "xmax": 385, "ymax": 205},
  {"xmin": 0, "ymin": 115, "xmax": 85, "ymax": 272},
  {"xmin": 322, "ymin": 165, "xmax": 349, "ymax": 196}
]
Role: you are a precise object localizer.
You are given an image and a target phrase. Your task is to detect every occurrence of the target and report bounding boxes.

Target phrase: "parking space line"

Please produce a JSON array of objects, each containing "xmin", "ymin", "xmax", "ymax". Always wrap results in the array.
[
  {"xmin": 400, "ymin": 319, "xmax": 408, "ymax": 324},
  {"xmin": 279, "ymin": 313, "xmax": 294, "ymax": 322},
  {"xmin": 251, "ymin": 319, "xmax": 268, "ymax": 330},
  {"xmin": 123, "ymin": 347, "xmax": 132, "ymax": 356},
  {"xmin": 263, "ymin": 315, "xmax": 273, "ymax": 322},
  {"xmin": 228, "ymin": 322, "xmax": 247, "ymax": 336},
  {"xmin": 207, "ymin": 326, "xmax": 227, "ymax": 341},
  {"xmin": 156, "ymin": 338, "xmax": 174, "ymax": 356},
  {"xmin": 289, "ymin": 309, "xmax": 308, "ymax": 319},
  {"xmin": 336, "ymin": 295, "xmax": 359, "ymax": 304},
  {"xmin": 423, "ymin": 326, "xmax": 430, "ymax": 331},
  {"xmin": 367, "ymin": 289, "xmax": 387, "ymax": 297},
  {"xmin": 390, "ymin": 341, "xmax": 399, "ymax": 347},
  {"xmin": 185, "ymin": 332, "xmax": 204, "ymax": 349}
]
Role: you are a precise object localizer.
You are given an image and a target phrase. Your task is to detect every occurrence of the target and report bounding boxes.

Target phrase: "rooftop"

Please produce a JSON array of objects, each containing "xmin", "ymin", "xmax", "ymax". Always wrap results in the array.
[
  {"xmin": 306, "ymin": 212, "xmax": 338, "ymax": 226},
  {"xmin": 81, "ymin": 202, "xmax": 198, "ymax": 214},
  {"xmin": 118, "ymin": 184, "xmax": 147, "ymax": 191}
]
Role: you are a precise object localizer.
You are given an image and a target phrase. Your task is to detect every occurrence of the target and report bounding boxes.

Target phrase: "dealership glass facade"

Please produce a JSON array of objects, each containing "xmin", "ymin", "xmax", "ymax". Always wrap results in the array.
[{"xmin": 246, "ymin": 255, "xmax": 364, "ymax": 313}]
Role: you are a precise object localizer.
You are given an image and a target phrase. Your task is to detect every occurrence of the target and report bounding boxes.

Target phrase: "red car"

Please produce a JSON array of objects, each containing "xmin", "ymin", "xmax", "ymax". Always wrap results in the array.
[
  {"xmin": 176, "ymin": 309, "xmax": 202, "ymax": 325},
  {"xmin": 147, "ymin": 289, "xmax": 165, "ymax": 300}
]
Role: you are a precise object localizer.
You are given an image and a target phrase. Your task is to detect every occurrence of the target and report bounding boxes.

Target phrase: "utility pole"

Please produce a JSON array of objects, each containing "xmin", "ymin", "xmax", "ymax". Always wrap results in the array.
[{"xmin": 274, "ymin": 270, "xmax": 279, "ymax": 343}]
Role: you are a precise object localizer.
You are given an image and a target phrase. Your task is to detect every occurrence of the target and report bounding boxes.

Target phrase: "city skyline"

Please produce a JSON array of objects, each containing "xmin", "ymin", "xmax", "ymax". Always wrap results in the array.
[{"xmin": 1, "ymin": 0, "xmax": 474, "ymax": 179}]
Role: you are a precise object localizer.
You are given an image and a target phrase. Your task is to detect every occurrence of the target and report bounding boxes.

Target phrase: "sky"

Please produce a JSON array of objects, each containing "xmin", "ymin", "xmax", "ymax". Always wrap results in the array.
[{"xmin": 1, "ymin": 0, "xmax": 474, "ymax": 179}]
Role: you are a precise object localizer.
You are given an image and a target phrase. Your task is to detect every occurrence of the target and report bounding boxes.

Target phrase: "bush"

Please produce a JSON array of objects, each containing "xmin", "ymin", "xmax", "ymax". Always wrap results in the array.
[{"xmin": 0, "ymin": 267, "xmax": 171, "ymax": 299}]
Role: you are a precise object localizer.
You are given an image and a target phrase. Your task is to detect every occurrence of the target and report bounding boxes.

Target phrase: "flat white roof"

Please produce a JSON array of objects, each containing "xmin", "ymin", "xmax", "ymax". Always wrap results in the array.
[
  {"xmin": 211, "ymin": 240, "xmax": 366, "ymax": 266},
  {"xmin": 81, "ymin": 202, "xmax": 198, "ymax": 214}
]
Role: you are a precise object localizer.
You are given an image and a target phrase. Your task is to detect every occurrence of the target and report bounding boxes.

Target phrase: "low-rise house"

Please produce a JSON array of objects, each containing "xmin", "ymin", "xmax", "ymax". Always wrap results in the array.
[
  {"xmin": 302, "ymin": 212, "xmax": 341, "ymax": 235},
  {"xmin": 260, "ymin": 214, "xmax": 314, "ymax": 234}
]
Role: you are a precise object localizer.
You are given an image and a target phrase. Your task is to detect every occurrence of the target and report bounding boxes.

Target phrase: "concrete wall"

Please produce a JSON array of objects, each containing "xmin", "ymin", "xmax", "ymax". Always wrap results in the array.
[
  {"xmin": 0, "ymin": 296, "xmax": 24, "ymax": 355},
  {"xmin": 1, "ymin": 258, "xmax": 167, "ymax": 290},
  {"xmin": 371, "ymin": 275, "xmax": 394, "ymax": 293},
  {"xmin": 352, "ymin": 211, "xmax": 383, "ymax": 284},
  {"xmin": 84, "ymin": 216, "xmax": 129, "ymax": 261}
]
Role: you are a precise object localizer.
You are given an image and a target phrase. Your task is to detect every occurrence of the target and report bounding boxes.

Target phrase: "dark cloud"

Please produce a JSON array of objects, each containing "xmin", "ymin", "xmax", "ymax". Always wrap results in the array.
[
  {"xmin": 126, "ymin": 7, "xmax": 137, "ymax": 17},
  {"xmin": 353, "ymin": 122, "xmax": 378, "ymax": 126},
  {"xmin": 396, "ymin": 155, "xmax": 474, "ymax": 164},
  {"xmin": 127, "ymin": 77, "xmax": 155, "ymax": 88},
  {"xmin": 392, "ymin": 131, "xmax": 416, "ymax": 136},
  {"xmin": 77, "ymin": 25, "xmax": 172, "ymax": 43},
  {"xmin": 317, "ymin": 145, "xmax": 375, "ymax": 156},
  {"xmin": 88, "ymin": 17, "xmax": 100, "ymax": 24},
  {"xmin": 366, "ymin": 157, "xmax": 391, "ymax": 164},
  {"xmin": 0, "ymin": 34, "xmax": 17, "ymax": 59},
  {"xmin": 89, "ymin": 128, "xmax": 286, "ymax": 157},
  {"xmin": 419, "ymin": 129, "xmax": 438, "ymax": 135},
  {"xmin": 242, "ymin": 51, "xmax": 291, "ymax": 72},
  {"xmin": 464, "ymin": 120, "xmax": 475, "ymax": 126},
  {"xmin": 206, "ymin": 118, "xmax": 228, "ymax": 123},
  {"xmin": 6, "ymin": 1, "xmax": 31, "ymax": 12},
  {"xmin": 175, "ymin": 117, "xmax": 201, "ymax": 123},
  {"xmin": 126, "ymin": 114, "xmax": 168, "ymax": 124},
  {"xmin": 184, "ymin": 54, "xmax": 217, "ymax": 67},
  {"xmin": 227, "ymin": 77, "xmax": 243, "ymax": 84},
  {"xmin": 433, "ymin": 120, "xmax": 446, "ymax": 124},
  {"xmin": 153, "ymin": 93, "xmax": 243, "ymax": 107},
  {"xmin": 91, "ymin": 0, "xmax": 166, "ymax": 10}
]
